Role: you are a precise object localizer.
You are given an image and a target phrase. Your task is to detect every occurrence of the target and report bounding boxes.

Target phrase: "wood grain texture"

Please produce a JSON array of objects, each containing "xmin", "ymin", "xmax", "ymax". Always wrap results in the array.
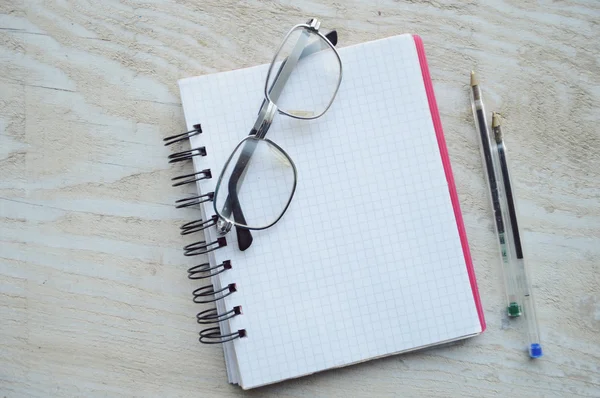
[{"xmin": 1, "ymin": 0, "xmax": 599, "ymax": 396}]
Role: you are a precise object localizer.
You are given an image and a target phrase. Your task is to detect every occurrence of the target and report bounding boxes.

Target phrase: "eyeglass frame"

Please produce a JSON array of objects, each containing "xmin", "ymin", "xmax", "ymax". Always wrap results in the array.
[{"xmin": 213, "ymin": 18, "xmax": 343, "ymax": 250}]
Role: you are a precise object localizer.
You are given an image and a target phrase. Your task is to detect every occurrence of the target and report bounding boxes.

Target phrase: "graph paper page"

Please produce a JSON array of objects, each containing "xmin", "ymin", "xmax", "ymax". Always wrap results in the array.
[{"xmin": 179, "ymin": 34, "xmax": 482, "ymax": 389}]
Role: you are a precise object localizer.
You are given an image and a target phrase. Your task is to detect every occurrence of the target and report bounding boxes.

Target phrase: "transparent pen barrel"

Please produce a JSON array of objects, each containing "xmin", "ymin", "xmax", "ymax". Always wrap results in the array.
[
  {"xmin": 470, "ymin": 86, "xmax": 521, "ymax": 316},
  {"xmin": 496, "ymin": 136, "xmax": 542, "ymax": 357},
  {"xmin": 517, "ymin": 258, "xmax": 543, "ymax": 357}
]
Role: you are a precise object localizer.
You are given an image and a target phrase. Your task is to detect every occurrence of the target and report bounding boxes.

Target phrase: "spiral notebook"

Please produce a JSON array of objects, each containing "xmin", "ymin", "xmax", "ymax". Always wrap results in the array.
[{"xmin": 170, "ymin": 34, "xmax": 485, "ymax": 389}]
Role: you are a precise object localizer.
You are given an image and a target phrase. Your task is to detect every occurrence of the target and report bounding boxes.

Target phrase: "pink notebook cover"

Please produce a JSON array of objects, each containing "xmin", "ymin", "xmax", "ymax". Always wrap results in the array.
[{"xmin": 413, "ymin": 35, "xmax": 486, "ymax": 331}]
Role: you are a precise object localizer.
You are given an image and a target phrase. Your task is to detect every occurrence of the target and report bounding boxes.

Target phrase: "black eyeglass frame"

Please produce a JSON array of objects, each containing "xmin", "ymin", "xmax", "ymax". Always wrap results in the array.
[{"xmin": 212, "ymin": 19, "xmax": 343, "ymax": 251}]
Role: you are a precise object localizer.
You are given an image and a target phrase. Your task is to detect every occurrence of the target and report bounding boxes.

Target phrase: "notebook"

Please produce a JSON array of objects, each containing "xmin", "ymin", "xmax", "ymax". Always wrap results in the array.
[{"xmin": 170, "ymin": 33, "xmax": 485, "ymax": 389}]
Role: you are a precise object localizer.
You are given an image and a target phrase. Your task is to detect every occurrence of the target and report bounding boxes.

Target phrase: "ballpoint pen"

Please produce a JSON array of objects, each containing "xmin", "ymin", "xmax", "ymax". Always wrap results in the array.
[
  {"xmin": 469, "ymin": 71, "xmax": 522, "ymax": 319},
  {"xmin": 492, "ymin": 112, "xmax": 543, "ymax": 359}
]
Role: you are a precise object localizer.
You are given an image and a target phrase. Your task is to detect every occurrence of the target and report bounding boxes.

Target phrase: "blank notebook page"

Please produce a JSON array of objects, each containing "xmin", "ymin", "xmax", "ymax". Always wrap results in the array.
[{"xmin": 179, "ymin": 34, "xmax": 483, "ymax": 389}]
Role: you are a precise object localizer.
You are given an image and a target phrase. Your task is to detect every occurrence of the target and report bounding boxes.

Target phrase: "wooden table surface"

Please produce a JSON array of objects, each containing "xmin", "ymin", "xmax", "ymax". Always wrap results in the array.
[{"xmin": 1, "ymin": 1, "xmax": 599, "ymax": 396}]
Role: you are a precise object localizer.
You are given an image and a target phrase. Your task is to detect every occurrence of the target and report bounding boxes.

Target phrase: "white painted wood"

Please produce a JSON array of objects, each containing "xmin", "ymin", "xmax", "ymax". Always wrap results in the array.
[{"xmin": 1, "ymin": 1, "xmax": 599, "ymax": 396}]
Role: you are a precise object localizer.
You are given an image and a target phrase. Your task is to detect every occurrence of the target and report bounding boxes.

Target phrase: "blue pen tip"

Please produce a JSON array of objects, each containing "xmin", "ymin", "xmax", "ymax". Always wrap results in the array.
[{"xmin": 529, "ymin": 343, "xmax": 543, "ymax": 358}]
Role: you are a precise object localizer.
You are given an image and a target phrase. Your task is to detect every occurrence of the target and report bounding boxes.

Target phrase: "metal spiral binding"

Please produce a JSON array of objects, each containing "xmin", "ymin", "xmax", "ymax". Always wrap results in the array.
[
  {"xmin": 163, "ymin": 124, "xmax": 202, "ymax": 146},
  {"xmin": 193, "ymin": 283, "xmax": 237, "ymax": 304},
  {"xmin": 181, "ymin": 215, "xmax": 218, "ymax": 236},
  {"xmin": 199, "ymin": 327, "xmax": 247, "ymax": 344},
  {"xmin": 184, "ymin": 236, "xmax": 227, "ymax": 256},
  {"xmin": 171, "ymin": 169, "xmax": 212, "ymax": 187},
  {"xmin": 196, "ymin": 306, "xmax": 241, "ymax": 325},
  {"xmin": 188, "ymin": 260, "xmax": 232, "ymax": 280},
  {"xmin": 168, "ymin": 147, "xmax": 207, "ymax": 164},
  {"xmin": 175, "ymin": 192, "xmax": 214, "ymax": 209},
  {"xmin": 165, "ymin": 125, "xmax": 245, "ymax": 345}
]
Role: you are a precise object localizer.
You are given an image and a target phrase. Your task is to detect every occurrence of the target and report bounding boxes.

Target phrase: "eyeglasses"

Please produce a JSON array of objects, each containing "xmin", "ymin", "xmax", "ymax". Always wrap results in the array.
[{"xmin": 213, "ymin": 18, "xmax": 343, "ymax": 251}]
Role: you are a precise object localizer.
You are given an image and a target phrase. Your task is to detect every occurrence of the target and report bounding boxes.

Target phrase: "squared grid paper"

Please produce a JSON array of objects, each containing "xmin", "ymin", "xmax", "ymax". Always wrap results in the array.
[{"xmin": 178, "ymin": 34, "xmax": 482, "ymax": 390}]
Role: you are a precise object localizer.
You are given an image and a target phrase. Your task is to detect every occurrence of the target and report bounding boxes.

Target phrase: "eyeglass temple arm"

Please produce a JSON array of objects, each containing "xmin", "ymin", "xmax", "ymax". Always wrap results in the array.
[{"xmin": 224, "ymin": 29, "xmax": 339, "ymax": 251}]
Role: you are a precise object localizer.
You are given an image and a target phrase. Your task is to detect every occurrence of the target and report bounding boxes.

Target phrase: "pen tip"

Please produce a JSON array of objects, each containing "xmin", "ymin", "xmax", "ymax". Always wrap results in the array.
[
  {"xmin": 470, "ymin": 70, "xmax": 478, "ymax": 87},
  {"xmin": 492, "ymin": 112, "xmax": 501, "ymax": 128}
]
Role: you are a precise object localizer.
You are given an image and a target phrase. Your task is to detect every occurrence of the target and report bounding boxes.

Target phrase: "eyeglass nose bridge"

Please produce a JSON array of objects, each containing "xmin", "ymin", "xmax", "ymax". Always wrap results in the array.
[{"xmin": 253, "ymin": 100, "xmax": 278, "ymax": 139}]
